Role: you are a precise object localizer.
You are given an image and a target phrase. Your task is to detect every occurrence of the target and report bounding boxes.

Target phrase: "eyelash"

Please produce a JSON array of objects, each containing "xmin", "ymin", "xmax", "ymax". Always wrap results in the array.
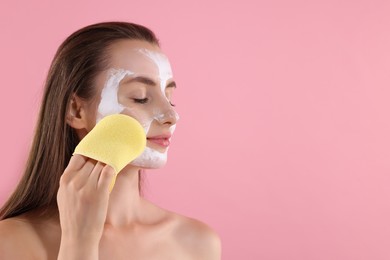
[
  {"xmin": 133, "ymin": 98, "xmax": 149, "ymax": 104},
  {"xmin": 133, "ymin": 98, "xmax": 176, "ymax": 107}
]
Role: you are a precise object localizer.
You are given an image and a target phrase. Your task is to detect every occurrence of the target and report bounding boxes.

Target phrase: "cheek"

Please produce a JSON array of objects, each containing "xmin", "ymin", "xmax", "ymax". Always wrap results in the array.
[
  {"xmin": 169, "ymin": 124, "xmax": 177, "ymax": 134},
  {"xmin": 96, "ymin": 69, "xmax": 134, "ymax": 123},
  {"xmin": 120, "ymin": 107, "xmax": 154, "ymax": 134}
]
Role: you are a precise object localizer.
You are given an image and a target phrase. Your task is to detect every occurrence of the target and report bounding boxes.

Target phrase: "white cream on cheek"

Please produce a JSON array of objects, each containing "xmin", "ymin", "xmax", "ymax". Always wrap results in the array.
[
  {"xmin": 96, "ymin": 69, "xmax": 133, "ymax": 124},
  {"xmin": 131, "ymin": 123, "xmax": 177, "ymax": 168},
  {"xmin": 95, "ymin": 49, "xmax": 179, "ymax": 169}
]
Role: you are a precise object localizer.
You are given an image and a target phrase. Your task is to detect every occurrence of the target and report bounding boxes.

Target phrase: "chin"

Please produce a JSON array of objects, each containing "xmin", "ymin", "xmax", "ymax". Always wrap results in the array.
[
  {"xmin": 130, "ymin": 147, "xmax": 168, "ymax": 169},
  {"xmin": 131, "ymin": 160, "xmax": 167, "ymax": 169}
]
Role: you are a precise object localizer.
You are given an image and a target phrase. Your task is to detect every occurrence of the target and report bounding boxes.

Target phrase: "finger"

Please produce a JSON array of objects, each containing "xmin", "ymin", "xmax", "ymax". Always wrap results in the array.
[
  {"xmin": 87, "ymin": 161, "xmax": 105, "ymax": 185},
  {"xmin": 65, "ymin": 154, "xmax": 87, "ymax": 171},
  {"xmin": 80, "ymin": 158, "xmax": 97, "ymax": 176},
  {"xmin": 70, "ymin": 160, "xmax": 101, "ymax": 189},
  {"xmin": 97, "ymin": 165, "xmax": 116, "ymax": 192},
  {"xmin": 73, "ymin": 158, "xmax": 96, "ymax": 183},
  {"xmin": 61, "ymin": 155, "xmax": 88, "ymax": 183}
]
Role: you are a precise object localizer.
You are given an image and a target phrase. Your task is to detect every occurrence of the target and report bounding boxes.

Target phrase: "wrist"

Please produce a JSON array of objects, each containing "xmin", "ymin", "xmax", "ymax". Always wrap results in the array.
[{"xmin": 58, "ymin": 237, "xmax": 99, "ymax": 260}]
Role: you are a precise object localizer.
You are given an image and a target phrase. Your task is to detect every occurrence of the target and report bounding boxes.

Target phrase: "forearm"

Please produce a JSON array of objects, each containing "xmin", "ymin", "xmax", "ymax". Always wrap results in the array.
[{"xmin": 57, "ymin": 237, "xmax": 99, "ymax": 260}]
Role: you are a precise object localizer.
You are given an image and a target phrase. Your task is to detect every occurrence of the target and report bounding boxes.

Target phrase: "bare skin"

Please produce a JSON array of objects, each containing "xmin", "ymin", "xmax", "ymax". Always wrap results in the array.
[
  {"xmin": 0, "ymin": 169, "xmax": 220, "ymax": 260},
  {"xmin": 0, "ymin": 40, "xmax": 221, "ymax": 259}
]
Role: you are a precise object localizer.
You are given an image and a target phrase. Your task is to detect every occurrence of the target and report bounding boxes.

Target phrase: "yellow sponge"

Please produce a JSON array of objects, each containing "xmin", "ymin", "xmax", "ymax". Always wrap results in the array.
[{"xmin": 73, "ymin": 114, "xmax": 146, "ymax": 191}]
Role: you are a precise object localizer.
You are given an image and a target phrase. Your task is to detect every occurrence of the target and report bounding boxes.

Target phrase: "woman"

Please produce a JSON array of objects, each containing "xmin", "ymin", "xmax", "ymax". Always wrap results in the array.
[{"xmin": 0, "ymin": 22, "xmax": 221, "ymax": 259}]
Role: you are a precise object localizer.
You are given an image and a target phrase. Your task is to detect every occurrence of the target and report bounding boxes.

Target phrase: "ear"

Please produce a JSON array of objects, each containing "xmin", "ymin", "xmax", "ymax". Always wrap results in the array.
[{"xmin": 66, "ymin": 94, "xmax": 90, "ymax": 130}]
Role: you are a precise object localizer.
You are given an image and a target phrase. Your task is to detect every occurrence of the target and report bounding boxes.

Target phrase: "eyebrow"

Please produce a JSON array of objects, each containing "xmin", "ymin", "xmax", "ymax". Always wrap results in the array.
[
  {"xmin": 121, "ymin": 76, "xmax": 155, "ymax": 86},
  {"xmin": 121, "ymin": 76, "xmax": 177, "ymax": 89},
  {"xmin": 166, "ymin": 81, "xmax": 177, "ymax": 89}
]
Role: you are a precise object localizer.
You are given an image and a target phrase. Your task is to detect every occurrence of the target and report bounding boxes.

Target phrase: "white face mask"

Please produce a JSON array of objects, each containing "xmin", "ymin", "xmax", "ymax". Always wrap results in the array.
[{"xmin": 96, "ymin": 48, "xmax": 179, "ymax": 169}]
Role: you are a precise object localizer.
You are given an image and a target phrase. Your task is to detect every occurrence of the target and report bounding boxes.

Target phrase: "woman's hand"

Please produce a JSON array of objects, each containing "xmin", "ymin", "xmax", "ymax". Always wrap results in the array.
[{"xmin": 56, "ymin": 155, "xmax": 115, "ymax": 259}]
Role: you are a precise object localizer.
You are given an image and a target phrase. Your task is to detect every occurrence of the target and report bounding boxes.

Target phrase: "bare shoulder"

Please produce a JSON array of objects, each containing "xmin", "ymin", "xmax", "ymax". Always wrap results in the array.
[
  {"xmin": 0, "ymin": 217, "xmax": 37, "ymax": 242},
  {"xmin": 169, "ymin": 213, "xmax": 222, "ymax": 260},
  {"xmin": 0, "ymin": 217, "xmax": 42, "ymax": 259}
]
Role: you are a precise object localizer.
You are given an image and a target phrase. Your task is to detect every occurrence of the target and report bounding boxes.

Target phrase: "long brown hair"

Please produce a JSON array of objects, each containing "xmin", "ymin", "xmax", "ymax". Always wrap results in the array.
[{"xmin": 0, "ymin": 22, "xmax": 159, "ymax": 220}]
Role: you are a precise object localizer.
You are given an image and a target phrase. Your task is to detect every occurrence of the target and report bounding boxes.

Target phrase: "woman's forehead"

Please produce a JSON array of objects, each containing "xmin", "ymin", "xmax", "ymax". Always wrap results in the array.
[{"xmin": 107, "ymin": 41, "xmax": 171, "ymax": 75}]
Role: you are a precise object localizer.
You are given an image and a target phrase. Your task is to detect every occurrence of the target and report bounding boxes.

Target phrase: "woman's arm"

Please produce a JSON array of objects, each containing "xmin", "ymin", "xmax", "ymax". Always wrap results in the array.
[
  {"xmin": 57, "ymin": 237, "xmax": 99, "ymax": 260},
  {"xmin": 56, "ymin": 155, "xmax": 115, "ymax": 260}
]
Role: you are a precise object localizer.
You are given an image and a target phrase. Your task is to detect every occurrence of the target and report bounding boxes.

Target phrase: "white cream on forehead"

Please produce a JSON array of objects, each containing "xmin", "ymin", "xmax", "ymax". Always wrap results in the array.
[
  {"xmin": 96, "ymin": 48, "xmax": 178, "ymax": 169},
  {"xmin": 137, "ymin": 48, "xmax": 173, "ymax": 93}
]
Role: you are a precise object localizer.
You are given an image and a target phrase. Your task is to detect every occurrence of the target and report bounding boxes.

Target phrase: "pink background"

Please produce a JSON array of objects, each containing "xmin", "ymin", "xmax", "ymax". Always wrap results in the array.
[{"xmin": 1, "ymin": 0, "xmax": 389, "ymax": 259}]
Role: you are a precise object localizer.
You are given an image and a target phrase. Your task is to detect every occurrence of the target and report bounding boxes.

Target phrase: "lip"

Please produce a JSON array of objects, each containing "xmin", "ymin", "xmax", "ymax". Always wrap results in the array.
[{"xmin": 147, "ymin": 134, "xmax": 172, "ymax": 148}]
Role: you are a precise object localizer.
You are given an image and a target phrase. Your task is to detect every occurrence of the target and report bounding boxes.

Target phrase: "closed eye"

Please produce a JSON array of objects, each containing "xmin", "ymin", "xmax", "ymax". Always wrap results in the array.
[{"xmin": 133, "ymin": 98, "xmax": 149, "ymax": 104}]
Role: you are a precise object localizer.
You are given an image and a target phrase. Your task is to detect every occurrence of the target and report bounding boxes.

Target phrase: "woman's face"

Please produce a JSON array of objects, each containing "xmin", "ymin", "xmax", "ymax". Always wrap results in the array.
[{"xmin": 93, "ymin": 40, "xmax": 179, "ymax": 169}]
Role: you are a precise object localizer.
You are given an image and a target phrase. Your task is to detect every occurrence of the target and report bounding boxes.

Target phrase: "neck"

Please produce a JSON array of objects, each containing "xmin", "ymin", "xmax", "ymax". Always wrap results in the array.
[{"xmin": 104, "ymin": 164, "xmax": 143, "ymax": 228}]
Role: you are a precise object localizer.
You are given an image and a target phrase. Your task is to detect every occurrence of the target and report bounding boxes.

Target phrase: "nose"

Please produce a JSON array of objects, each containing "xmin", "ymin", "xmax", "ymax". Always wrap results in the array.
[{"xmin": 155, "ymin": 106, "xmax": 179, "ymax": 125}]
